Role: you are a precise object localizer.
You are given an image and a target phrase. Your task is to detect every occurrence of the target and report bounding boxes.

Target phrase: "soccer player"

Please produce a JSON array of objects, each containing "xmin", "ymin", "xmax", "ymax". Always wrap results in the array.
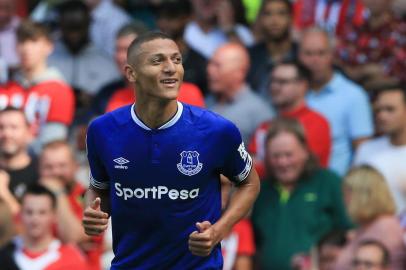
[{"xmin": 82, "ymin": 32, "xmax": 260, "ymax": 269}]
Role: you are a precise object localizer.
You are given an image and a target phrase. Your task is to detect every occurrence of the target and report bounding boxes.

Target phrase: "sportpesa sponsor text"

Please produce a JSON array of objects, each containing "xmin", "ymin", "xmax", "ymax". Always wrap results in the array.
[{"xmin": 114, "ymin": 183, "xmax": 199, "ymax": 200}]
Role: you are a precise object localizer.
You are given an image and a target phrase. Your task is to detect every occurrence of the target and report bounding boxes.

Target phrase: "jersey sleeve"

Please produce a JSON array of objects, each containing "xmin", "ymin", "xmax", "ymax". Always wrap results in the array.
[
  {"xmin": 86, "ymin": 121, "xmax": 109, "ymax": 189},
  {"xmin": 221, "ymin": 121, "xmax": 253, "ymax": 184}
]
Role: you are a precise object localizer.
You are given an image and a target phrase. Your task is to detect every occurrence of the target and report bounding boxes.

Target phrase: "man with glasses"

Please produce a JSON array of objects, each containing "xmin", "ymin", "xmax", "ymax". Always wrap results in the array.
[
  {"xmin": 249, "ymin": 60, "xmax": 331, "ymax": 178},
  {"xmin": 352, "ymin": 240, "xmax": 390, "ymax": 270}
]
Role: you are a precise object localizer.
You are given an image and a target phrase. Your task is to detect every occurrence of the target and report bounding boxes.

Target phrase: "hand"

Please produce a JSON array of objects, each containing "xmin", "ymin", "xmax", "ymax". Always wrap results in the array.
[
  {"xmin": 40, "ymin": 178, "xmax": 65, "ymax": 194},
  {"xmin": 82, "ymin": 197, "xmax": 109, "ymax": 236},
  {"xmin": 0, "ymin": 170, "xmax": 11, "ymax": 197},
  {"xmin": 188, "ymin": 221, "xmax": 221, "ymax": 257}
]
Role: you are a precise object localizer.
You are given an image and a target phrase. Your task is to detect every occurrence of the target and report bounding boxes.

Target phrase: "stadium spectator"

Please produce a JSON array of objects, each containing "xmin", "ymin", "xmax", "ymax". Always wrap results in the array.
[
  {"xmin": 155, "ymin": 0, "xmax": 209, "ymax": 95},
  {"xmin": 251, "ymin": 118, "xmax": 351, "ymax": 270},
  {"xmin": 0, "ymin": 107, "xmax": 38, "ymax": 215},
  {"xmin": 299, "ymin": 26, "xmax": 373, "ymax": 176},
  {"xmin": 353, "ymin": 85, "xmax": 406, "ymax": 215},
  {"xmin": 0, "ymin": 0, "xmax": 20, "ymax": 68},
  {"xmin": 293, "ymin": 0, "xmax": 365, "ymax": 35},
  {"xmin": 91, "ymin": 22, "xmax": 148, "ymax": 115},
  {"xmin": 0, "ymin": 184, "xmax": 88, "ymax": 270},
  {"xmin": 206, "ymin": 43, "xmax": 273, "ymax": 145},
  {"xmin": 248, "ymin": 60, "xmax": 331, "ymax": 178},
  {"xmin": 48, "ymin": 0, "xmax": 120, "ymax": 97},
  {"xmin": 336, "ymin": 0, "xmax": 406, "ymax": 88},
  {"xmin": 318, "ymin": 231, "xmax": 347, "ymax": 270},
  {"xmin": 39, "ymin": 141, "xmax": 102, "ymax": 270},
  {"xmin": 247, "ymin": 0, "xmax": 298, "ymax": 95},
  {"xmin": 334, "ymin": 166, "xmax": 406, "ymax": 270},
  {"xmin": 184, "ymin": 0, "xmax": 254, "ymax": 59},
  {"xmin": 221, "ymin": 219, "xmax": 255, "ymax": 270},
  {"xmin": 83, "ymin": 32, "xmax": 260, "ymax": 269},
  {"xmin": 351, "ymin": 240, "xmax": 390, "ymax": 270},
  {"xmin": 15, "ymin": 19, "xmax": 75, "ymax": 153},
  {"xmin": 85, "ymin": 0, "xmax": 131, "ymax": 57}
]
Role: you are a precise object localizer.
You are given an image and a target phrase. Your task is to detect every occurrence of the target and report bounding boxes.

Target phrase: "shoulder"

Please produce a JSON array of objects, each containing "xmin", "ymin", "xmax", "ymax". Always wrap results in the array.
[
  {"xmin": 333, "ymin": 73, "xmax": 367, "ymax": 98},
  {"xmin": 182, "ymin": 103, "xmax": 240, "ymax": 135},
  {"xmin": 358, "ymin": 137, "xmax": 389, "ymax": 153},
  {"xmin": 88, "ymin": 105, "xmax": 132, "ymax": 133},
  {"xmin": 310, "ymin": 168, "xmax": 342, "ymax": 185},
  {"xmin": 31, "ymin": 80, "xmax": 73, "ymax": 94}
]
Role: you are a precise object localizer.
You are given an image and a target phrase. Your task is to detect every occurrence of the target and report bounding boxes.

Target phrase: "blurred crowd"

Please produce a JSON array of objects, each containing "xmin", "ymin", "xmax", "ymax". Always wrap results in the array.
[{"xmin": 0, "ymin": 0, "xmax": 405, "ymax": 269}]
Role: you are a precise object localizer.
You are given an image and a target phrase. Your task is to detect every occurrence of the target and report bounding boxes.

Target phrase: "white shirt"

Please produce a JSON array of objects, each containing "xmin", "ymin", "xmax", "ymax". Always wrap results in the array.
[{"xmin": 354, "ymin": 136, "xmax": 406, "ymax": 214}]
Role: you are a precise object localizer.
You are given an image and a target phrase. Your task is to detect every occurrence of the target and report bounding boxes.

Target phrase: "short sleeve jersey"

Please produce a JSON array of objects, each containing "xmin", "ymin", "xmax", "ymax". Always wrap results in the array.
[{"xmin": 86, "ymin": 102, "xmax": 252, "ymax": 269}]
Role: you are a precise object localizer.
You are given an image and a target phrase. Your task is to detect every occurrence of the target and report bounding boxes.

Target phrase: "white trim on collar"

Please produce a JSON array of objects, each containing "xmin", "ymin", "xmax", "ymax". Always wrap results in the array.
[{"xmin": 131, "ymin": 101, "xmax": 183, "ymax": 130}]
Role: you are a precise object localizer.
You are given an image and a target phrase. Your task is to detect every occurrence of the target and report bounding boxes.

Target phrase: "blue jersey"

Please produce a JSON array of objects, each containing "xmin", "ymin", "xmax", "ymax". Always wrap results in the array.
[{"xmin": 86, "ymin": 102, "xmax": 252, "ymax": 269}]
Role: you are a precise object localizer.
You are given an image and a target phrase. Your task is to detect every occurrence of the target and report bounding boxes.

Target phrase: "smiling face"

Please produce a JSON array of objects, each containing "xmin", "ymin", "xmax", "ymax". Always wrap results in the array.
[
  {"xmin": 125, "ymin": 38, "xmax": 184, "ymax": 101},
  {"xmin": 266, "ymin": 131, "xmax": 309, "ymax": 186}
]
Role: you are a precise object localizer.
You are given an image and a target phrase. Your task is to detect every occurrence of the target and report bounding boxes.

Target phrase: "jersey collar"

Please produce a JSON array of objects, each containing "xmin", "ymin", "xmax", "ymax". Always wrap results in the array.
[{"xmin": 131, "ymin": 101, "xmax": 183, "ymax": 130}]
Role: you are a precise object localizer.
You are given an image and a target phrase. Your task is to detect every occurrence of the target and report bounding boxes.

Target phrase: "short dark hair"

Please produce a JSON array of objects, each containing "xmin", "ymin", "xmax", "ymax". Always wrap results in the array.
[
  {"xmin": 318, "ymin": 230, "xmax": 347, "ymax": 249},
  {"xmin": 116, "ymin": 22, "xmax": 149, "ymax": 39},
  {"xmin": 273, "ymin": 60, "xmax": 312, "ymax": 82},
  {"xmin": 0, "ymin": 106, "xmax": 29, "ymax": 126},
  {"xmin": 356, "ymin": 239, "xmax": 390, "ymax": 267},
  {"xmin": 127, "ymin": 31, "xmax": 174, "ymax": 65},
  {"xmin": 259, "ymin": 0, "xmax": 293, "ymax": 16},
  {"xmin": 21, "ymin": 184, "xmax": 57, "ymax": 210},
  {"xmin": 156, "ymin": 0, "xmax": 192, "ymax": 18},
  {"xmin": 17, "ymin": 20, "xmax": 51, "ymax": 42},
  {"xmin": 57, "ymin": 0, "xmax": 90, "ymax": 17},
  {"xmin": 370, "ymin": 83, "xmax": 406, "ymax": 104}
]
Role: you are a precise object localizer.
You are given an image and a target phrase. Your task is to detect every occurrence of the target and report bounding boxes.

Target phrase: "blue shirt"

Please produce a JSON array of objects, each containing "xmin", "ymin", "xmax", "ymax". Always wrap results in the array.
[
  {"xmin": 306, "ymin": 72, "xmax": 373, "ymax": 176},
  {"xmin": 86, "ymin": 102, "xmax": 252, "ymax": 269}
]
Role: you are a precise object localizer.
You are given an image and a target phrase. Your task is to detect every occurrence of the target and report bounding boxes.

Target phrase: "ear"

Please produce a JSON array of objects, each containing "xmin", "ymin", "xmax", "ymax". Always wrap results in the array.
[{"xmin": 124, "ymin": 64, "xmax": 137, "ymax": 83}]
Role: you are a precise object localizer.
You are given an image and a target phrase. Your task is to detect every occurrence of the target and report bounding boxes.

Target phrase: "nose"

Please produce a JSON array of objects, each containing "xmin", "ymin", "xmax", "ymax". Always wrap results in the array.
[{"xmin": 163, "ymin": 59, "xmax": 176, "ymax": 74}]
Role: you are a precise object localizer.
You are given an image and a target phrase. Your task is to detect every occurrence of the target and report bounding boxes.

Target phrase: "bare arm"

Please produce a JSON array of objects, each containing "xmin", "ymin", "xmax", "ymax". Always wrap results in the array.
[
  {"xmin": 0, "ymin": 170, "xmax": 20, "ymax": 215},
  {"xmin": 82, "ymin": 186, "xmax": 110, "ymax": 236},
  {"xmin": 41, "ymin": 178, "xmax": 87, "ymax": 243},
  {"xmin": 189, "ymin": 169, "xmax": 260, "ymax": 256}
]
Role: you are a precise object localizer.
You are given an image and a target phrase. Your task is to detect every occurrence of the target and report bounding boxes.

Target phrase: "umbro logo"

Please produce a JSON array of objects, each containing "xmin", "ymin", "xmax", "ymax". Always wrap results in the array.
[{"xmin": 114, "ymin": 157, "xmax": 129, "ymax": 169}]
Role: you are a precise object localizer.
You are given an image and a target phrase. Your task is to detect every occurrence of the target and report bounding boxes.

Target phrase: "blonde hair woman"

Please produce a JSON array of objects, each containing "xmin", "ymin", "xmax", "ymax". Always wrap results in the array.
[{"xmin": 334, "ymin": 166, "xmax": 406, "ymax": 270}]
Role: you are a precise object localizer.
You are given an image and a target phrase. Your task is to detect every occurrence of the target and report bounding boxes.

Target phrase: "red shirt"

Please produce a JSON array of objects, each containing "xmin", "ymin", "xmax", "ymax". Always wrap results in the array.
[
  {"xmin": 222, "ymin": 219, "xmax": 255, "ymax": 270},
  {"xmin": 293, "ymin": 0, "xmax": 365, "ymax": 35},
  {"xmin": 0, "ymin": 81, "xmax": 26, "ymax": 109},
  {"xmin": 15, "ymin": 238, "xmax": 88, "ymax": 270},
  {"xmin": 248, "ymin": 105, "xmax": 331, "ymax": 179},
  {"xmin": 25, "ymin": 80, "xmax": 75, "ymax": 126},
  {"xmin": 106, "ymin": 82, "xmax": 205, "ymax": 112}
]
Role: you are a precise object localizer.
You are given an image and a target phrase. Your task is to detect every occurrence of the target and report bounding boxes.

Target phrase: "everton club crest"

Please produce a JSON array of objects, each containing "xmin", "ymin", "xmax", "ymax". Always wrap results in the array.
[{"xmin": 177, "ymin": 151, "xmax": 203, "ymax": 176}]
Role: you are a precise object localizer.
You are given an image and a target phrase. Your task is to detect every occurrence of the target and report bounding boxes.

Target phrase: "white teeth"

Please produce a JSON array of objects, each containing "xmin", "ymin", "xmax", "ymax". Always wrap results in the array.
[{"xmin": 162, "ymin": 79, "xmax": 176, "ymax": 83}]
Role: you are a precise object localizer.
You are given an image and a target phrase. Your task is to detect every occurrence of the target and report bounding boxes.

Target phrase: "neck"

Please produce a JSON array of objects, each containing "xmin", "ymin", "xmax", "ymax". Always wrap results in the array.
[
  {"xmin": 368, "ymin": 11, "xmax": 392, "ymax": 30},
  {"xmin": 266, "ymin": 38, "xmax": 292, "ymax": 60},
  {"xmin": 23, "ymin": 234, "xmax": 54, "ymax": 253},
  {"xmin": 195, "ymin": 18, "xmax": 214, "ymax": 33},
  {"xmin": 0, "ymin": 151, "xmax": 31, "ymax": 170},
  {"xmin": 216, "ymin": 84, "xmax": 243, "ymax": 104},
  {"xmin": 310, "ymin": 71, "xmax": 333, "ymax": 91},
  {"xmin": 390, "ymin": 126, "xmax": 406, "ymax": 146},
  {"xmin": 278, "ymin": 99, "xmax": 305, "ymax": 114},
  {"xmin": 134, "ymin": 98, "xmax": 178, "ymax": 129},
  {"xmin": 23, "ymin": 62, "xmax": 47, "ymax": 82}
]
